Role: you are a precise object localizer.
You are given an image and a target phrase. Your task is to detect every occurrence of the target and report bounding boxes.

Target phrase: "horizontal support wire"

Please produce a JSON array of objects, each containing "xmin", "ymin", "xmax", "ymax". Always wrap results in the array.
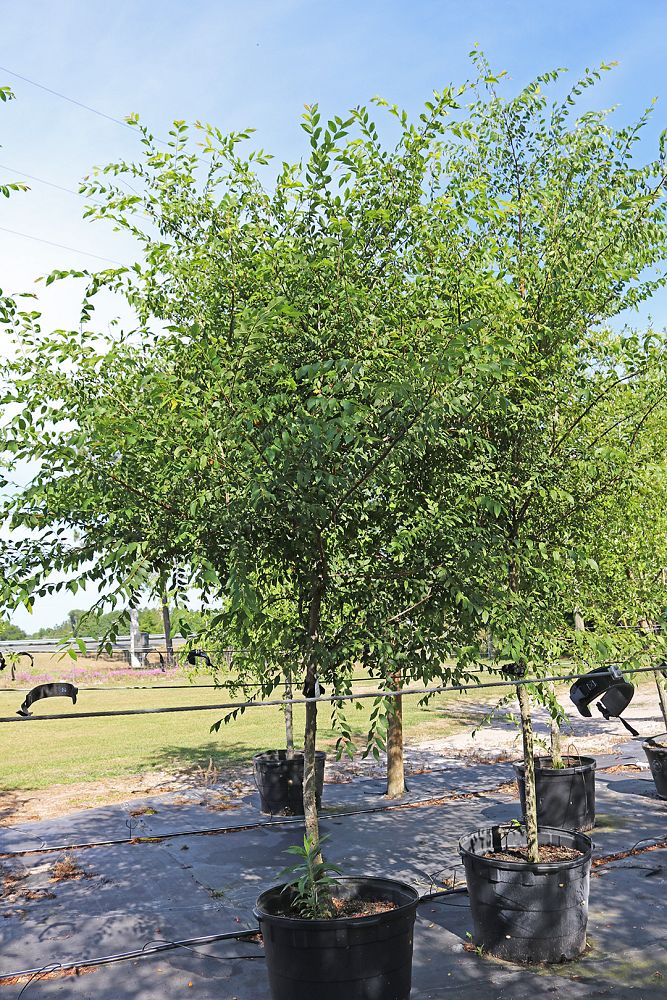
[
  {"xmin": 0, "ymin": 674, "xmax": 416, "ymax": 694},
  {"xmin": 0, "ymin": 664, "xmax": 662, "ymax": 724}
]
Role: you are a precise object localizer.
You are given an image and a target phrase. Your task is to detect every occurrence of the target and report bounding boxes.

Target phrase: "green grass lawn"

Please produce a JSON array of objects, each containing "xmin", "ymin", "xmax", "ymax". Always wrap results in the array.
[{"xmin": 0, "ymin": 663, "xmax": 487, "ymax": 791}]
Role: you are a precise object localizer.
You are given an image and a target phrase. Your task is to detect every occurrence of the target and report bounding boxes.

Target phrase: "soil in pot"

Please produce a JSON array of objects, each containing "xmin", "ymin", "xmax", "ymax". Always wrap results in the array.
[
  {"xmin": 643, "ymin": 737, "xmax": 667, "ymax": 798},
  {"xmin": 460, "ymin": 825, "xmax": 593, "ymax": 964},
  {"xmin": 485, "ymin": 843, "xmax": 582, "ymax": 864},
  {"xmin": 253, "ymin": 749, "xmax": 326, "ymax": 815},
  {"xmin": 514, "ymin": 755, "xmax": 596, "ymax": 832},
  {"xmin": 254, "ymin": 876, "xmax": 418, "ymax": 1000}
]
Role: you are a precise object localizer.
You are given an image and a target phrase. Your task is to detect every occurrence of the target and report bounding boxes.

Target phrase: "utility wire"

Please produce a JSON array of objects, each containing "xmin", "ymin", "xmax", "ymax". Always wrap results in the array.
[
  {"xmin": 0, "ymin": 162, "xmax": 92, "ymax": 201},
  {"xmin": 0, "ymin": 225, "xmax": 123, "ymax": 265},
  {"xmin": 0, "ymin": 65, "xmax": 221, "ymax": 166},
  {"xmin": 0, "ymin": 65, "xmax": 138, "ymax": 134},
  {"xmin": 0, "ymin": 162, "xmax": 105, "ymax": 206},
  {"xmin": 0, "ymin": 674, "xmax": 435, "ymax": 693}
]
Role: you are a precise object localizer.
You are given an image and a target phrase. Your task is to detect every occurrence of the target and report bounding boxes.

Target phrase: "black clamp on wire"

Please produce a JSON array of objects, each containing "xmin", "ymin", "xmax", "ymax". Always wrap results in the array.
[
  {"xmin": 570, "ymin": 666, "xmax": 638, "ymax": 736},
  {"xmin": 186, "ymin": 649, "xmax": 213, "ymax": 668},
  {"xmin": 501, "ymin": 661, "xmax": 527, "ymax": 679}
]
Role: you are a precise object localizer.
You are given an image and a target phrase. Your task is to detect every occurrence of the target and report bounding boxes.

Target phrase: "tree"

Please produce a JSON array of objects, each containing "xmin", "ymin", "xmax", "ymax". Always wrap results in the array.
[
  {"xmin": 446, "ymin": 54, "xmax": 667, "ymax": 861},
  {"xmin": 0, "ymin": 619, "xmax": 26, "ymax": 641},
  {"xmin": 581, "ymin": 462, "xmax": 667, "ymax": 726},
  {"xmin": 0, "ymin": 80, "xmax": 509, "ymax": 840}
]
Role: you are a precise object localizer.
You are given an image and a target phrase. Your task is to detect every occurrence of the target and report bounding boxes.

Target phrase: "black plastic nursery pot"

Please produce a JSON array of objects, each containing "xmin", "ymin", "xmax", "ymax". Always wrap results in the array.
[
  {"xmin": 514, "ymin": 756, "xmax": 596, "ymax": 832},
  {"xmin": 254, "ymin": 876, "xmax": 419, "ymax": 1000},
  {"xmin": 252, "ymin": 749, "xmax": 326, "ymax": 815},
  {"xmin": 643, "ymin": 736, "xmax": 667, "ymax": 799},
  {"xmin": 459, "ymin": 825, "xmax": 593, "ymax": 964}
]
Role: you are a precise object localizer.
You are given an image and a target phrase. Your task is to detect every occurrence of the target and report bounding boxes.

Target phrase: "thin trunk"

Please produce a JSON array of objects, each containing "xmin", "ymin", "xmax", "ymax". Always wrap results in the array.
[
  {"xmin": 386, "ymin": 669, "xmax": 406, "ymax": 799},
  {"xmin": 573, "ymin": 607, "xmax": 585, "ymax": 632},
  {"xmin": 550, "ymin": 713, "xmax": 564, "ymax": 769},
  {"xmin": 129, "ymin": 608, "xmax": 141, "ymax": 668},
  {"xmin": 284, "ymin": 665, "xmax": 294, "ymax": 758},
  {"xmin": 303, "ymin": 659, "xmax": 319, "ymax": 846},
  {"xmin": 654, "ymin": 670, "xmax": 667, "ymax": 729},
  {"xmin": 161, "ymin": 591, "xmax": 174, "ymax": 667},
  {"xmin": 549, "ymin": 682, "xmax": 564, "ymax": 769},
  {"xmin": 509, "ymin": 554, "xmax": 539, "ymax": 862},
  {"xmin": 517, "ymin": 682, "xmax": 540, "ymax": 863},
  {"xmin": 303, "ymin": 553, "xmax": 326, "ymax": 851}
]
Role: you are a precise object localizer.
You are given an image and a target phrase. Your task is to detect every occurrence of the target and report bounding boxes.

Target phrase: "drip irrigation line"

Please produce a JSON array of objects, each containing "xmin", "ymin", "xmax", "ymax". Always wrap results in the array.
[
  {"xmin": 0, "ymin": 664, "xmax": 662, "ymax": 725},
  {"xmin": 0, "ymin": 758, "xmax": 648, "ymax": 861},
  {"xmin": 5, "ymin": 802, "xmax": 666, "ymax": 982},
  {"xmin": 10, "ymin": 831, "xmax": 662, "ymax": 982},
  {"xmin": 2, "ymin": 928, "xmax": 262, "ymax": 985},
  {"xmin": 0, "ymin": 781, "xmax": 508, "ymax": 859},
  {"xmin": 3, "ymin": 886, "xmax": 468, "ymax": 985},
  {"xmin": 15, "ymin": 964, "xmax": 61, "ymax": 1000}
]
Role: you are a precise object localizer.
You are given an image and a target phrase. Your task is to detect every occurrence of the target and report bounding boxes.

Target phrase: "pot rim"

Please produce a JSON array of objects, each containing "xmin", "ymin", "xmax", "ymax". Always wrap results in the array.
[
  {"xmin": 252, "ymin": 748, "xmax": 327, "ymax": 762},
  {"xmin": 643, "ymin": 735, "xmax": 667, "ymax": 752},
  {"xmin": 513, "ymin": 755, "xmax": 596, "ymax": 776},
  {"xmin": 459, "ymin": 824, "xmax": 593, "ymax": 872},
  {"xmin": 253, "ymin": 875, "xmax": 419, "ymax": 928}
]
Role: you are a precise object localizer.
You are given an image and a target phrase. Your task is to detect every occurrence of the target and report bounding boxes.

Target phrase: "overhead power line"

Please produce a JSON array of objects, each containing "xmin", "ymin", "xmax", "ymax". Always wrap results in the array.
[
  {"xmin": 0, "ymin": 64, "xmax": 137, "ymax": 133},
  {"xmin": 0, "ymin": 225, "xmax": 123, "ymax": 265},
  {"xmin": 0, "ymin": 162, "xmax": 101, "ymax": 203}
]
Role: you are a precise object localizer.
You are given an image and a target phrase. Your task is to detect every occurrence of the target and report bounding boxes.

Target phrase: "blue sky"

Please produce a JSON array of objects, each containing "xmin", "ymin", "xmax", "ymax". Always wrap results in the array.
[{"xmin": 2, "ymin": 0, "xmax": 666, "ymax": 628}]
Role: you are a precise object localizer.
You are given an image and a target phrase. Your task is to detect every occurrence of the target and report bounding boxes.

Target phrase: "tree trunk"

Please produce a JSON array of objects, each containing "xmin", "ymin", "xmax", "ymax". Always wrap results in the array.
[
  {"xmin": 129, "ymin": 608, "xmax": 141, "ymax": 668},
  {"xmin": 303, "ymin": 554, "xmax": 326, "ymax": 851},
  {"xmin": 303, "ymin": 659, "xmax": 319, "ymax": 846},
  {"xmin": 654, "ymin": 670, "xmax": 667, "ymax": 729},
  {"xmin": 386, "ymin": 670, "xmax": 406, "ymax": 799},
  {"xmin": 550, "ymin": 713, "xmax": 564, "ymax": 769},
  {"xmin": 573, "ymin": 607, "xmax": 585, "ymax": 632},
  {"xmin": 284, "ymin": 665, "xmax": 294, "ymax": 758},
  {"xmin": 517, "ymin": 682, "xmax": 540, "ymax": 863},
  {"xmin": 161, "ymin": 591, "xmax": 174, "ymax": 667},
  {"xmin": 549, "ymin": 682, "xmax": 564, "ymax": 768}
]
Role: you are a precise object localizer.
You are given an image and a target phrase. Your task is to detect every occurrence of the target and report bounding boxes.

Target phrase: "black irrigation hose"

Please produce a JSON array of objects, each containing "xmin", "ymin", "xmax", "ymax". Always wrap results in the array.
[
  {"xmin": 3, "ymin": 927, "xmax": 263, "ymax": 985},
  {"xmin": 0, "ymin": 664, "xmax": 663, "ymax": 724},
  {"xmin": 0, "ymin": 767, "xmax": 520, "ymax": 859},
  {"xmin": 9, "ymin": 827, "xmax": 667, "ymax": 986},
  {"xmin": 4, "ymin": 886, "xmax": 467, "ymax": 986}
]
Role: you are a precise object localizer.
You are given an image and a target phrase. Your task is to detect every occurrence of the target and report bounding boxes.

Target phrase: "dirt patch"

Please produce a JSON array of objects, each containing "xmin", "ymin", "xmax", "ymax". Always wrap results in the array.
[
  {"xmin": 0, "ymin": 965, "xmax": 99, "ymax": 987},
  {"xmin": 0, "ymin": 771, "xmax": 184, "ymax": 826},
  {"xmin": 493, "ymin": 781, "xmax": 518, "ymax": 796},
  {"xmin": 485, "ymin": 845, "xmax": 583, "ymax": 864},
  {"xmin": 1, "ymin": 864, "xmax": 28, "ymax": 901},
  {"xmin": 203, "ymin": 794, "xmax": 241, "ymax": 813}
]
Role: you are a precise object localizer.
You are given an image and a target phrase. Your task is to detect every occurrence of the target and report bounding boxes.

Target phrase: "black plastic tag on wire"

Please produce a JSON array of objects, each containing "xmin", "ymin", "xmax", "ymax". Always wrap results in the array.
[{"xmin": 17, "ymin": 683, "xmax": 78, "ymax": 718}]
